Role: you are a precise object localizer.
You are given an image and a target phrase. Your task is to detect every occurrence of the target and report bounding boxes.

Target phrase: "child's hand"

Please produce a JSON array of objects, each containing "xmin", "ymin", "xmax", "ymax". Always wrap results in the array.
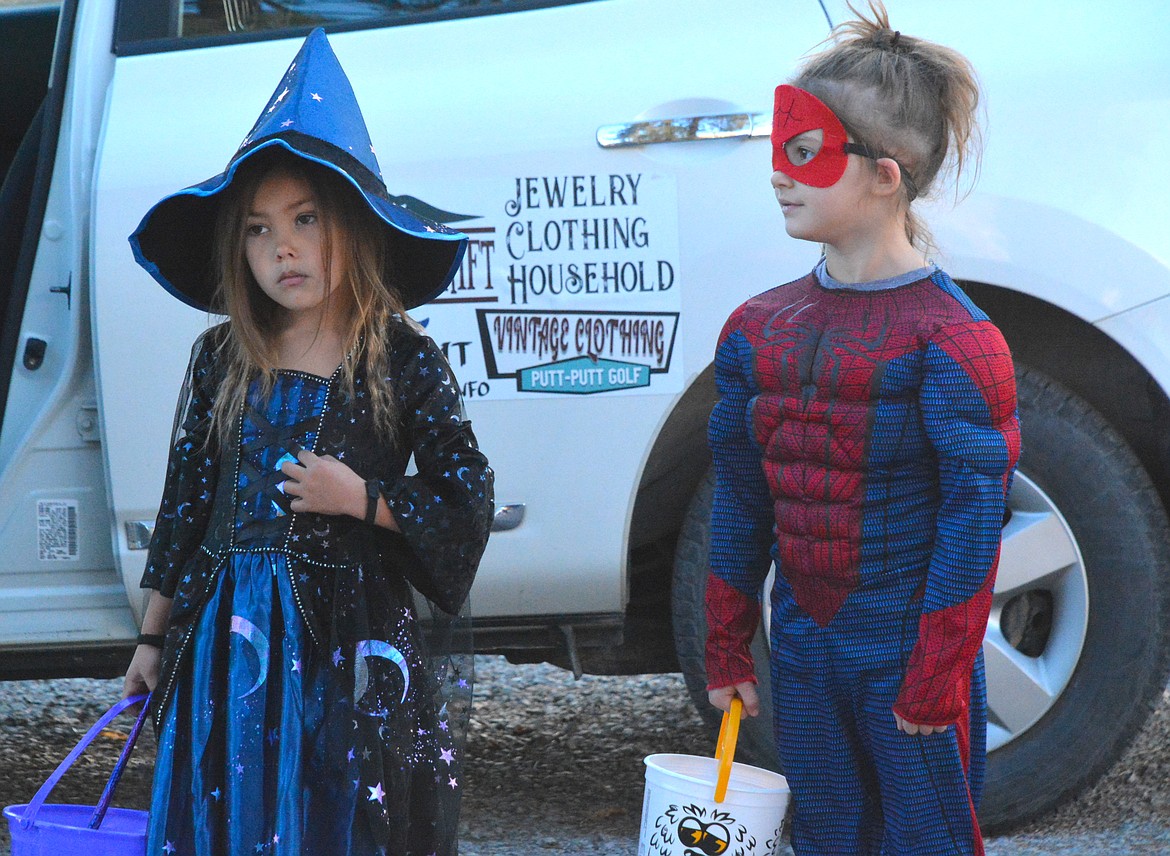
[
  {"xmin": 894, "ymin": 712, "xmax": 950, "ymax": 736},
  {"xmin": 708, "ymin": 682, "xmax": 760, "ymax": 717},
  {"xmin": 280, "ymin": 448, "xmax": 365, "ymax": 518},
  {"xmin": 123, "ymin": 645, "xmax": 160, "ymax": 705}
]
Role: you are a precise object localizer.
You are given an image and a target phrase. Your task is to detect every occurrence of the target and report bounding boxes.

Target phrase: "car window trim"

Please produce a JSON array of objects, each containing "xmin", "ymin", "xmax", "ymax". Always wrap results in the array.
[{"xmin": 114, "ymin": 0, "xmax": 601, "ymax": 57}]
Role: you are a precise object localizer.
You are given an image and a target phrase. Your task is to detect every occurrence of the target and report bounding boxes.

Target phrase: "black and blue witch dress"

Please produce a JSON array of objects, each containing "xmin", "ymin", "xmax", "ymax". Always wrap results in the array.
[{"xmin": 140, "ymin": 320, "xmax": 493, "ymax": 856}]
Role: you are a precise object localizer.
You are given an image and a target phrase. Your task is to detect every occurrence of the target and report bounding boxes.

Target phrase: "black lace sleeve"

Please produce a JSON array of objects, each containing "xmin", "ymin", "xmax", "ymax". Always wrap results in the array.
[
  {"xmin": 379, "ymin": 336, "xmax": 493, "ymax": 615},
  {"xmin": 140, "ymin": 329, "xmax": 221, "ymax": 597}
]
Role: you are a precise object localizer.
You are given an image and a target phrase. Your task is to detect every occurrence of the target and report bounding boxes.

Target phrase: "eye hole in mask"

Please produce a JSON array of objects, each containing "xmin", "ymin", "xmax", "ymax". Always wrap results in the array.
[{"xmin": 783, "ymin": 128, "xmax": 825, "ymax": 168}]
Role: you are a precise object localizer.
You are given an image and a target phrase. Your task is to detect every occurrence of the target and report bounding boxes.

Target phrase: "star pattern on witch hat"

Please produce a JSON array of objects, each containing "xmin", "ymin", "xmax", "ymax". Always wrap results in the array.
[{"xmin": 237, "ymin": 29, "xmax": 381, "ymax": 183}]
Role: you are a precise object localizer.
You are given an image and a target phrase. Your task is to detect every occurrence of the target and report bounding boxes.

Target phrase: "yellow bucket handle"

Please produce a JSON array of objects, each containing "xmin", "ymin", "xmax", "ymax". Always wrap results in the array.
[{"xmin": 714, "ymin": 696, "xmax": 742, "ymax": 803}]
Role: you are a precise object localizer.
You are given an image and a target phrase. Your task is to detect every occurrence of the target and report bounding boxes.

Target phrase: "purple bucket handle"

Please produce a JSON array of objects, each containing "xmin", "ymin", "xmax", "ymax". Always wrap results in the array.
[
  {"xmin": 19, "ymin": 693, "xmax": 150, "ymax": 831},
  {"xmin": 90, "ymin": 693, "xmax": 151, "ymax": 829}
]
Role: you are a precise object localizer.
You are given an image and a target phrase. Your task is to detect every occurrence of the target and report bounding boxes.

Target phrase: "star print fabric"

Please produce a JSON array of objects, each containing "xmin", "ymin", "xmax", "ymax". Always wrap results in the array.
[
  {"xmin": 375, "ymin": 343, "xmax": 494, "ymax": 615},
  {"xmin": 149, "ymin": 551, "xmax": 354, "ymax": 855},
  {"xmin": 704, "ymin": 264, "xmax": 1018, "ymax": 853},
  {"xmin": 140, "ymin": 331, "xmax": 220, "ymax": 599},
  {"xmin": 140, "ymin": 319, "xmax": 492, "ymax": 855}
]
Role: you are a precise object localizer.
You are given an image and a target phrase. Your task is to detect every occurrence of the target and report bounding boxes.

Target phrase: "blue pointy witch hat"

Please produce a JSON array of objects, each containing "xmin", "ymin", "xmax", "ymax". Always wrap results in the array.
[{"xmin": 129, "ymin": 28, "xmax": 466, "ymax": 311}]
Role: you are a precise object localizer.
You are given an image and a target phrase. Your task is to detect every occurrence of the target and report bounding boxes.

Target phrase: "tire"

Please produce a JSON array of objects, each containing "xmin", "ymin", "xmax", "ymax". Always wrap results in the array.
[{"xmin": 671, "ymin": 365, "xmax": 1170, "ymax": 832}]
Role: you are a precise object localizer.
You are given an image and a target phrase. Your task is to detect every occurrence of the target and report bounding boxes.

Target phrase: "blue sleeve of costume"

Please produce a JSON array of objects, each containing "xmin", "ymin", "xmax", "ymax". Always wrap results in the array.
[
  {"xmin": 896, "ymin": 320, "xmax": 1020, "ymax": 725},
  {"xmin": 920, "ymin": 324, "xmax": 1019, "ymax": 609},
  {"xmin": 704, "ymin": 313, "xmax": 775, "ymax": 689},
  {"xmin": 708, "ymin": 320, "xmax": 775, "ymax": 596}
]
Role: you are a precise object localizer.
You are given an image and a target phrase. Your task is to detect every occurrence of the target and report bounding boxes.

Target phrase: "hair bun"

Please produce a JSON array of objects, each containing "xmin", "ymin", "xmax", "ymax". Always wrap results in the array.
[{"xmin": 873, "ymin": 27, "xmax": 902, "ymax": 50}]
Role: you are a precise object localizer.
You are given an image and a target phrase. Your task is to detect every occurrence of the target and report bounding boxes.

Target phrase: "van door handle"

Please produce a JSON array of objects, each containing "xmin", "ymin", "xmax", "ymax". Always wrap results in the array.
[
  {"xmin": 492, "ymin": 503, "xmax": 525, "ymax": 532},
  {"xmin": 125, "ymin": 520, "xmax": 155, "ymax": 549},
  {"xmin": 596, "ymin": 111, "xmax": 770, "ymax": 148}
]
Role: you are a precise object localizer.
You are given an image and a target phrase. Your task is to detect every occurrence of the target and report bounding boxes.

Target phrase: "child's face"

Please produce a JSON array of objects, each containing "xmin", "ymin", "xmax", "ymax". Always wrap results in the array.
[
  {"xmin": 244, "ymin": 169, "xmax": 345, "ymax": 324},
  {"xmin": 769, "ymin": 84, "xmax": 912, "ymax": 251},
  {"xmin": 770, "ymin": 84, "xmax": 886, "ymax": 245},
  {"xmin": 770, "ymin": 156, "xmax": 878, "ymax": 247}
]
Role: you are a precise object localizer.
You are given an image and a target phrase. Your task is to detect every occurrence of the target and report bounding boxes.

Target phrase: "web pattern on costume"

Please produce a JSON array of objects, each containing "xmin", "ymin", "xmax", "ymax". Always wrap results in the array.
[
  {"xmin": 704, "ymin": 269, "xmax": 1019, "ymax": 854},
  {"xmin": 706, "ymin": 269, "xmax": 1019, "ymax": 715}
]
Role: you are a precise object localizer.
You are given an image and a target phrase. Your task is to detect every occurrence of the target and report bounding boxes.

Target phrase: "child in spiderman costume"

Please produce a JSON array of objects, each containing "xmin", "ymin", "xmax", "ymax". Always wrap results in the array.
[{"xmin": 704, "ymin": 4, "xmax": 1020, "ymax": 854}]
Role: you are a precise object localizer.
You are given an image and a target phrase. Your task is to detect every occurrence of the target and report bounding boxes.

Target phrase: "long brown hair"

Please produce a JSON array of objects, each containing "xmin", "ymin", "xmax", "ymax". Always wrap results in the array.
[
  {"xmin": 207, "ymin": 146, "xmax": 405, "ymax": 446},
  {"xmin": 792, "ymin": 0, "xmax": 983, "ymax": 250}
]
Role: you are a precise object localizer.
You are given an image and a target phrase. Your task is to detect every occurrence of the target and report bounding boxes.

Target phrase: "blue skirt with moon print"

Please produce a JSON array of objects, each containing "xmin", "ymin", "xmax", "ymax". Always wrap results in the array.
[
  {"xmin": 147, "ymin": 371, "xmax": 441, "ymax": 856},
  {"xmin": 148, "ymin": 550, "xmax": 372, "ymax": 855}
]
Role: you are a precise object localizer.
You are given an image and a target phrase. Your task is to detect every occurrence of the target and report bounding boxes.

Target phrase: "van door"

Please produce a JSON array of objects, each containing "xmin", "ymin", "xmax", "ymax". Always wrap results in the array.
[{"xmin": 0, "ymin": 0, "xmax": 133, "ymax": 674}]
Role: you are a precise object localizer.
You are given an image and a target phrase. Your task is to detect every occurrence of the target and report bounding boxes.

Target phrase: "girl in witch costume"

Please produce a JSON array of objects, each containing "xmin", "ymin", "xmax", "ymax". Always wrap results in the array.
[
  {"xmin": 120, "ymin": 29, "xmax": 492, "ymax": 856},
  {"xmin": 704, "ymin": 4, "xmax": 1019, "ymax": 854}
]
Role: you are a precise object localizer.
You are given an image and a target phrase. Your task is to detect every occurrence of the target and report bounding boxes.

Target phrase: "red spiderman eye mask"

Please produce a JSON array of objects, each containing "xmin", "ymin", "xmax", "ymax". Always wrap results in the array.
[{"xmin": 771, "ymin": 85, "xmax": 876, "ymax": 187}]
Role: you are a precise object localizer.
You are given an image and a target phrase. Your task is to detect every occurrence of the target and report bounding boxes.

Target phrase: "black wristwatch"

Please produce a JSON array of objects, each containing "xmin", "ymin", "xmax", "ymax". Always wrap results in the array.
[
  {"xmin": 137, "ymin": 633, "xmax": 165, "ymax": 649},
  {"xmin": 364, "ymin": 478, "xmax": 380, "ymax": 525}
]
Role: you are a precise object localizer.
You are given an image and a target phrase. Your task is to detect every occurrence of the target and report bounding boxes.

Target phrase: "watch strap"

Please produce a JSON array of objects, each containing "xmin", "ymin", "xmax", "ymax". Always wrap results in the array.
[
  {"xmin": 365, "ymin": 478, "xmax": 380, "ymax": 525},
  {"xmin": 137, "ymin": 633, "xmax": 165, "ymax": 649}
]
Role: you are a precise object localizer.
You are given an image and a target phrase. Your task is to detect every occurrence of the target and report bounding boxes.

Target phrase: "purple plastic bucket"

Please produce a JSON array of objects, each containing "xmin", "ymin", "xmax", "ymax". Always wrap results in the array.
[
  {"xmin": 3, "ymin": 805, "xmax": 146, "ymax": 856},
  {"xmin": 4, "ymin": 695, "xmax": 149, "ymax": 856}
]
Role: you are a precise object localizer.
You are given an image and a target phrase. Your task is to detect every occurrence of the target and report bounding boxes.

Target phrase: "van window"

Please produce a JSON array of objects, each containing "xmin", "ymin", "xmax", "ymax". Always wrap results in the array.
[{"xmin": 115, "ymin": 0, "xmax": 593, "ymax": 54}]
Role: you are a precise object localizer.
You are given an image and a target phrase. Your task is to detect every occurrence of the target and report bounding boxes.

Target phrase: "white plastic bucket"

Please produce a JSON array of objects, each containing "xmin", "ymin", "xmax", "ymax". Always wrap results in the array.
[{"xmin": 638, "ymin": 699, "xmax": 790, "ymax": 856}]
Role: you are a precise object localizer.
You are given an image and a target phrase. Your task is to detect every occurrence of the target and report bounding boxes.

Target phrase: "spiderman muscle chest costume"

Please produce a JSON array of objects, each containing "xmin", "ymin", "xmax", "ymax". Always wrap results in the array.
[{"xmin": 705, "ymin": 264, "xmax": 1019, "ymax": 854}]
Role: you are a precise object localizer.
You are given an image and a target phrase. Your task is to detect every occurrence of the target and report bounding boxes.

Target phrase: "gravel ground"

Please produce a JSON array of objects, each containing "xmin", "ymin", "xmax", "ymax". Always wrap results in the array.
[{"xmin": 1, "ymin": 658, "xmax": 1167, "ymax": 855}]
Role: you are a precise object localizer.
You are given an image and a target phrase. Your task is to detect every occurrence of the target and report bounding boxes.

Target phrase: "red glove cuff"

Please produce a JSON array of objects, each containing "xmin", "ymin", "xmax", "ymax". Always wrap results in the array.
[
  {"xmin": 705, "ymin": 574, "xmax": 761, "ymax": 690},
  {"xmin": 894, "ymin": 579, "xmax": 993, "ymax": 726}
]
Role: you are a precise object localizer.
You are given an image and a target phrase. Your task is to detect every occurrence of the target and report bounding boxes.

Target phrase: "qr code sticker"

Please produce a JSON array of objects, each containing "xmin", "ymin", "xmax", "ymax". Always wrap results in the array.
[{"xmin": 38, "ymin": 500, "xmax": 79, "ymax": 561}]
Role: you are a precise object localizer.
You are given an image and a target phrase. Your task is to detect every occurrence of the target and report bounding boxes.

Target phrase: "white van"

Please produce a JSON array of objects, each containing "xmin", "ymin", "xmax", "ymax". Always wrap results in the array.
[{"xmin": 1, "ymin": 0, "xmax": 1167, "ymax": 831}]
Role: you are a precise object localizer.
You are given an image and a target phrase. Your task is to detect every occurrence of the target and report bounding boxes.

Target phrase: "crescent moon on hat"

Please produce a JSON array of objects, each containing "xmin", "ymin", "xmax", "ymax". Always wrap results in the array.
[
  {"xmin": 230, "ymin": 616, "xmax": 270, "ymax": 698},
  {"xmin": 353, "ymin": 640, "xmax": 411, "ymax": 708},
  {"xmin": 176, "ymin": 502, "xmax": 192, "ymax": 518}
]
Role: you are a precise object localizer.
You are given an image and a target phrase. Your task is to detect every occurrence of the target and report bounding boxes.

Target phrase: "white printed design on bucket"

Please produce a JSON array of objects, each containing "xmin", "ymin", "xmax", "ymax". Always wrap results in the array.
[
  {"xmin": 639, "ymin": 753, "xmax": 789, "ymax": 856},
  {"xmin": 647, "ymin": 803, "xmax": 779, "ymax": 856}
]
